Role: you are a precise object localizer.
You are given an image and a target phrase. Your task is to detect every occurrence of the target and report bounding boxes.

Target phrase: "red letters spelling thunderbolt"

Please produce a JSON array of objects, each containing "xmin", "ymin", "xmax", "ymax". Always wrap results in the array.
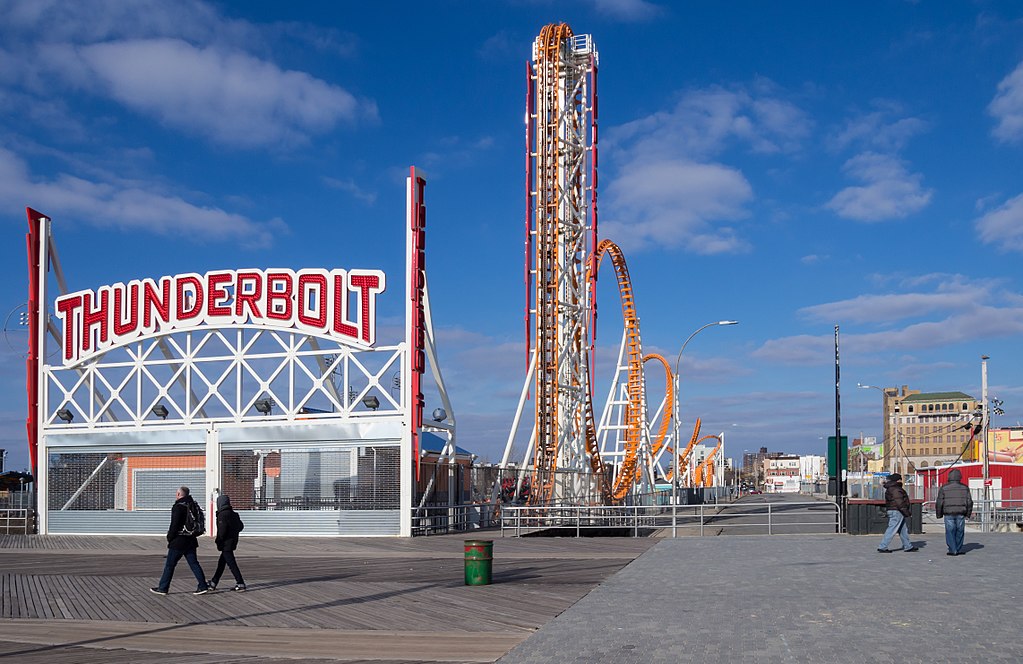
[{"xmin": 54, "ymin": 268, "xmax": 386, "ymax": 366}]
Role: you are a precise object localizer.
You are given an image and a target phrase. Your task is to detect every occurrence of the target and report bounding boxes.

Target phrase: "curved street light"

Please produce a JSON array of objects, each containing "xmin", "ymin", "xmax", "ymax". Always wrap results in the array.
[
  {"xmin": 858, "ymin": 383, "xmax": 896, "ymax": 475},
  {"xmin": 672, "ymin": 320, "xmax": 738, "ymax": 537}
]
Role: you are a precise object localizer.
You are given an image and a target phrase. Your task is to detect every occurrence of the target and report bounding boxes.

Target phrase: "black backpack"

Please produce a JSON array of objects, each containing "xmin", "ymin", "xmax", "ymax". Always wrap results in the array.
[{"xmin": 180, "ymin": 499, "xmax": 206, "ymax": 537}]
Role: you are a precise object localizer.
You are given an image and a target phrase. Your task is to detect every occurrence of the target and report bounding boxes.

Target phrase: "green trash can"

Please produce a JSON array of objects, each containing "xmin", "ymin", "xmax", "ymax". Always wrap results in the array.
[{"xmin": 464, "ymin": 540, "xmax": 493, "ymax": 586}]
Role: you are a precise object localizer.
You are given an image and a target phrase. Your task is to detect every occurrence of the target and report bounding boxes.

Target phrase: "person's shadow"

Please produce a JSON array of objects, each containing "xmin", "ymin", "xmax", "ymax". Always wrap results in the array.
[{"xmin": 958, "ymin": 542, "xmax": 985, "ymax": 554}]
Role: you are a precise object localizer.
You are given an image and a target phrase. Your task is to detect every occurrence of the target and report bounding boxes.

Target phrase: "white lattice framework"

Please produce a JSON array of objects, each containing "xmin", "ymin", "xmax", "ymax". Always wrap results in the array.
[
  {"xmin": 42, "ymin": 327, "xmax": 404, "ymax": 429},
  {"xmin": 596, "ymin": 329, "xmax": 659, "ymax": 493}
]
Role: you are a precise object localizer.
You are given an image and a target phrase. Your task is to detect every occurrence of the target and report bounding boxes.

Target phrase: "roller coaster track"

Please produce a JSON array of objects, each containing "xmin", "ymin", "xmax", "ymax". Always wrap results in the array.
[
  {"xmin": 522, "ymin": 24, "xmax": 699, "ymax": 504},
  {"xmin": 582, "ymin": 242, "xmax": 687, "ymax": 501},
  {"xmin": 666, "ymin": 419, "xmax": 704, "ymax": 482},
  {"xmin": 588, "ymin": 239, "xmax": 643, "ymax": 501},
  {"xmin": 693, "ymin": 435, "xmax": 723, "ymax": 486},
  {"xmin": 643, "ymin": 353, "xmax": 673, "ymax": 460},
  {"xmin": 527, "ymin": 22, "xmax": 597, "ymax": 505}
]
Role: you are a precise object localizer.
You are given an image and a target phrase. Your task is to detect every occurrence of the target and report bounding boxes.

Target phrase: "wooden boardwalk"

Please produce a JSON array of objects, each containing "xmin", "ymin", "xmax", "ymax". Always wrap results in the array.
[{"xmin": 0, "ymin": 533, "xmax": 653, "ymax": 662}]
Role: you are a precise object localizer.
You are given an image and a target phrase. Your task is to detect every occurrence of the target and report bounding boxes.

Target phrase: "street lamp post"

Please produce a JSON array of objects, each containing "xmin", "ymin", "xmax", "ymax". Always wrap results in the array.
[
  {"xmin": 672, "ymin": 320, "xmax": 738, "ymax": 537},
  {"xmin": 858, "ymin": 383, "xmax": 897, "ymax": 489}
]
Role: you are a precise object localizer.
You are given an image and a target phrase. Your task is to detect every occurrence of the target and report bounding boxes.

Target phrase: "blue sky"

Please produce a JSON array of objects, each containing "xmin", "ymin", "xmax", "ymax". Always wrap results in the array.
[{"xmin": 1, "ymin": 0, "xmax": 1022, "ymax": 472}]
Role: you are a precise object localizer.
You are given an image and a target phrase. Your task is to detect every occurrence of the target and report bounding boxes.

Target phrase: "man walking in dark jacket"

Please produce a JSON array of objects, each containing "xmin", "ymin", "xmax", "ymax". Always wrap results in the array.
[
  {"xmin": 936, "ymin": 468, "xmax": 973, "ymax": 556},
  {"xmin": 877, "ymin": 473, "xmax": 918, "ymax": 552},
  {"xmin": 151, "ymin": 486, "xmax": 210, "ymax": 595},
  {"xmin": 208, "ymin": 494, "xmax": 246, "ymax": 592}
]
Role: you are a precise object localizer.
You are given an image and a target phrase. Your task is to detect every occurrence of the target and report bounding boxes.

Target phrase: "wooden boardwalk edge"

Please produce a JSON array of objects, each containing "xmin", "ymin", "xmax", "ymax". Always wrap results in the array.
[{"xmin": 0, "ymin": 619, "xmax": 527, "ymax": 663}]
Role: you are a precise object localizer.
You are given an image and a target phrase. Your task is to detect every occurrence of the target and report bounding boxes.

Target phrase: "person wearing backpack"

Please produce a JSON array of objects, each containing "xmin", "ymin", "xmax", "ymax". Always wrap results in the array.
[
  {"xmin": 208, "ymin": 494, "xmax": 246, "ymax": 592},
  {"xmin": 150, "ymin": 486, "xmax": 210, "ymax": 596}
]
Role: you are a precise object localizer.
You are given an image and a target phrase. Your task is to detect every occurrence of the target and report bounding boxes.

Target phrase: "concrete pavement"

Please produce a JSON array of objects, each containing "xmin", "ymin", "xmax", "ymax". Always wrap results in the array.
[{"xmin": 498, "ymin": 531, "xmax": 1023, "ymax": 663}]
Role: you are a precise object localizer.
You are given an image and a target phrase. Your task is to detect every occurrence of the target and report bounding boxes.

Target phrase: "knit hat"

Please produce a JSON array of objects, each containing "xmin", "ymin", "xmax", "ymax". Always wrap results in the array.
[{"xmin": 216, "ymin": 494, "xmax": 232, "ymax": 510}]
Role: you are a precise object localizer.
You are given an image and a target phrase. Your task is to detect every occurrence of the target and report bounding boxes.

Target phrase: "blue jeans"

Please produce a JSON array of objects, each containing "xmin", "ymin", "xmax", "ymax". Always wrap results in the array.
[
  {"xmin": 944, "ymin": 515, "xmax": 966, "ymax": 554},
  {"xmin": 878, "ymin": 510, "xmax": 912, "ymax": 551},
  {"xmin": 157, "ymin": 548, "xmax": 208, "ymax": 592}
]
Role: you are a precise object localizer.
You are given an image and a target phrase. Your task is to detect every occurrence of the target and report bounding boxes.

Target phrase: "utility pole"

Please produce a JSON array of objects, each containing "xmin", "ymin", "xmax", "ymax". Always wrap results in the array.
[
  {"xmin": 834, "ymin": 325, "xmax": 845, "ymax": 531},
  {"xmin": 981, "ymin": 355, "xmax": 990, "ymax": 532}
]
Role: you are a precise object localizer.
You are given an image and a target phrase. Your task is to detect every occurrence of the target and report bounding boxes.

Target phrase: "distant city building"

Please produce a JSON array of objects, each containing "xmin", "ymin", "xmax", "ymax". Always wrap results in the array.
[
  {"xmin": 868, "ymin": 386, "xmax": 978, "ymax": 474},
  {"xmin": 799, "ymin": 455, "xmax": 826, "ymax": 483},
  {"xmin": 742, "ymin": 447, "xmax": 768, "ymax": 487},
  {"xmin": 764, "ymin": 454, "xmax": 800, "ymax": 492}
]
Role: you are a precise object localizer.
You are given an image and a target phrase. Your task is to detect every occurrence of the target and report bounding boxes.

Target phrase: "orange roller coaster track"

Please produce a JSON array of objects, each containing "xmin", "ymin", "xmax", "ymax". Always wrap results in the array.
[{"xmin": 587, "ymin": 239, "xmax": 643, "ymax": 501}]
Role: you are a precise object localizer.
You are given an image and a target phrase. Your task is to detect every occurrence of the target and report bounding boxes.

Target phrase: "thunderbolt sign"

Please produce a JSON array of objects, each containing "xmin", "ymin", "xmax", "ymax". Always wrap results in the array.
[{"xmin": 55, "ymin": 268, "xmax": 386, "ymax": 367}]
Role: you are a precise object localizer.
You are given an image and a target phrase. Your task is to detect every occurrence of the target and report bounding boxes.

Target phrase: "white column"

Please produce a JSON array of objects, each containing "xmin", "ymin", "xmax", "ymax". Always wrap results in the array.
[{"xmin": 205, "ymin": 427, "xmax": 220, "ymax": 536}]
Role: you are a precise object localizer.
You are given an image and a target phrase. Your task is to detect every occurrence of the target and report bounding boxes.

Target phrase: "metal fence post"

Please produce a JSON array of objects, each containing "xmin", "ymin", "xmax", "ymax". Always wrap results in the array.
[{"xmin": 768, "ymin": 502, "xmax": 772, "ymax": 535}]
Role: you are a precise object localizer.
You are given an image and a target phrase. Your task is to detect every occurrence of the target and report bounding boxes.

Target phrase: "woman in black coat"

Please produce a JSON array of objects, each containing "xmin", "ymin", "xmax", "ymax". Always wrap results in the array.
[{"xmin": 208, "ymin": 494, "xmax": 246, "ymax": 591}]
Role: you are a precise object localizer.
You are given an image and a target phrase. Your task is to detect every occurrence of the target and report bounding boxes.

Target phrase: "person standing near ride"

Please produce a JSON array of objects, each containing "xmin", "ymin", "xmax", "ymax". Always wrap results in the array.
[
  {"xmin": 935, "ymin": 468, "xmax": 973, "ymax": 556},
  {"xmin": 877, "ymin": 473, "xmax": 918, "ymax": 553},
  {"xmin": 208, "ymin": 494, "xmax": 246, "ymax": 591}
]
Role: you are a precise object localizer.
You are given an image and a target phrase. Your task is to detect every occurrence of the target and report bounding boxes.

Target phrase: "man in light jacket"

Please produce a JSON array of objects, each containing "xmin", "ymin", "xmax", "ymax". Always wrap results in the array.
[{"xmin": 935, "ymin": 468, "xmax": 973, "ymax": 556}]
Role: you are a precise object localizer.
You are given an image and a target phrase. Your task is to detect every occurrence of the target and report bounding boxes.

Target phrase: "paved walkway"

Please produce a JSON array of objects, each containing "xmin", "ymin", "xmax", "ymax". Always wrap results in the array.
[
  {"xmin": 1, "ymin": 530, "xmax": 1021, "ymax": 662},
  {"xmin": 498, "ymin": 531, "xmax": 1023, "ymax": 663}
]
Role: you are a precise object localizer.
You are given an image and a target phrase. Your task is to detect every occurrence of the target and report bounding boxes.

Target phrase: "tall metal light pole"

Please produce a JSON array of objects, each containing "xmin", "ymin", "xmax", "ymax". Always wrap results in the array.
[
  {"xmin": 981, "ymin": 355, "xmax": 990, "ymax": 532},
  {"xmin": 672, "ymin": 320, "xmax": 738, "ymax": 537}
]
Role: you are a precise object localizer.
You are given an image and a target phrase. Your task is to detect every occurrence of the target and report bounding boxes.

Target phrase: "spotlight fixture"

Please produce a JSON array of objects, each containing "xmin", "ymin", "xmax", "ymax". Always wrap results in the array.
[
  {"xmin": 151, "ymin": 404, "xmax": 169, "ymax": 420},
  {"xmin": 362, "ymin": 395, "xmax": 380, "ymax": 411},
  {"xmin": 432, "ymin": 407, "xmax": 447, "ymax": 422},
  {"xmin": 254, "ymin": 398, "xmax": 273, "ymax": 415},
  {"xmin": 56, "ymin": 408, "xmax": 74, "ymax": 423}
]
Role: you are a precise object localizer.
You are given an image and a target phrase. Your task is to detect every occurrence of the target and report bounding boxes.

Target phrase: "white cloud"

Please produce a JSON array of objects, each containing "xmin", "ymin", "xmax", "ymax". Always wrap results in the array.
[
  {"xmin": 0, "ymin": 148, "xmax": 283, "ymax": 247},
  {"xmin": 975, "ymin": 193, "xmax": 1023, "ymax": 253},
  {"xmin": 607, "ymin": 82, "xmax": 810, "ymax": 161},
  {"xmin": 989, "ymin": 61, "xmax": 1023, "ymax": 143},
  {"xmin": 601, "ymin": 81, "xmax": 807, "ymax": 254},
  {"xmin": 827, "ymin": 152, "xmax": 932, "ymax": 221},
  {"xmin": 754, "ymin": 274, "xmax": 1023, "ymax": 366},
  {"xmin": 60, "ymin": 39, "xmax": 373, "ymax": 148},
  {"xmin": 829, "ymin": 104, "xmax": 929, "ymax": 152},
  {"xmin": 1, "ymin": 1, "xmax": 373, "ymax": 149},
  {"xmin": 322, "ymin": 177, "xmax": 377, "ymax": 205},
  {"xmin": 799, "ymin": 291, "xmax": 979, "ymax": 324},
  {"xmin": 601, "ymin": 159, "xmax": 753, "ymax": 253},
  {"xmin": 1, "ymin": 0, "xmax": 245, "ymax": 46}
]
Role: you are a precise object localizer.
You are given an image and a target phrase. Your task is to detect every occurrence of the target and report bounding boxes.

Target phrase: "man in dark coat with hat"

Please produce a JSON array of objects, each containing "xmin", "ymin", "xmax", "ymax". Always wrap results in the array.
[
  {"xmin": 935, "ymin": 468, "xmax": 973, "ymax": 556},
  {"xmin": 877, "ymin": 473, "xmax": 918, "ymax": 552}
]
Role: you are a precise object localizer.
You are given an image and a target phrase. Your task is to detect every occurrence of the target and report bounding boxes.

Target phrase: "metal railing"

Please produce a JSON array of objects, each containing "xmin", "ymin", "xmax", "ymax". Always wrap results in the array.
[
  {"xmin": 500, "ymin": 501, "xmax": 840, "ymax": 537},
  {"xmin": 922, "ymin": 499, "xmax": 1023, "ymax": 532},
  {"xmin": 411, "ymin": 503, "xmax": 499, "ymax": 536},
  {"xmin": 0, "ymin": 509, "xmax": 33, "ymax": 535}
]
